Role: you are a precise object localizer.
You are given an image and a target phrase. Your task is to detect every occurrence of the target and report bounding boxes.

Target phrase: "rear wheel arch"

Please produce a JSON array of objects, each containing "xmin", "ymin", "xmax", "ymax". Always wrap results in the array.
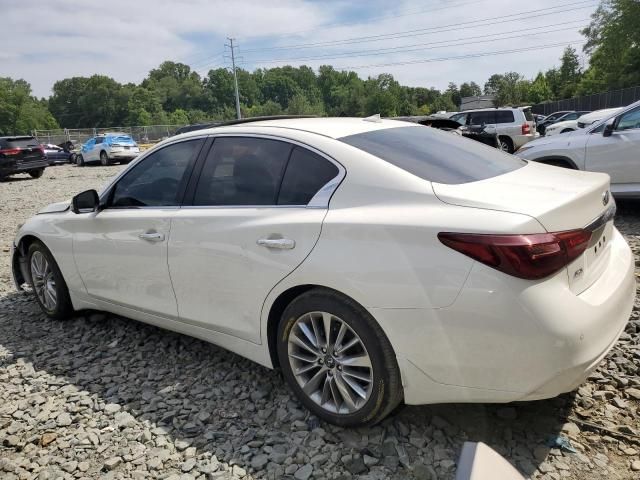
[{"xmin": 266, "ymin": 285, "xmax": 393, "ymax": 369}]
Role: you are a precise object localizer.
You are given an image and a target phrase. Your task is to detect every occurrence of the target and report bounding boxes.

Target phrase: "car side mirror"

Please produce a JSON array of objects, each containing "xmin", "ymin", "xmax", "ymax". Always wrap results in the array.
[
  {"xmin": 603, "ymin": 121, "xmax": 615, "ymax": 137},
  {"xmin": 72, "ymin": 189, "xmax": 99, "ymax": 214}
]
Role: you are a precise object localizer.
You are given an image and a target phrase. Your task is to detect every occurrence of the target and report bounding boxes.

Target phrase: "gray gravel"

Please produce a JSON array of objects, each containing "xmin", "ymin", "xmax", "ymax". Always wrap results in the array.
[{"xmin": 0, "ymin": 165, "xmax": 639, "ymax": 479}]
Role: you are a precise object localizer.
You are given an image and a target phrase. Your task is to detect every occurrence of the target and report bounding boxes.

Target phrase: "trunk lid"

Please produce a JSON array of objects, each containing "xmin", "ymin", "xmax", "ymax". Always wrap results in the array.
[
  {"xmin": 432, "ymin": 161, "xmax": 610, "ymax": 232},
  {"xmin": 433, "ymin": 161, "xmax": 614, "ymax": 293}
]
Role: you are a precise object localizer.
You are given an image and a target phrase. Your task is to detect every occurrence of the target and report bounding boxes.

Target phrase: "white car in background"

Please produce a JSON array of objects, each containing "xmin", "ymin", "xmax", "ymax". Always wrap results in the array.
[
  {"xmin": 518, "ymin": 101, "xmax": 640, "ymax": 198},
  {"xmin": 12, "ymin": 117, "xmax": 635, "ymax": 426},
  {"xmin": 545, "ymin": 107, "xmax": 624, "ymax": 136}
]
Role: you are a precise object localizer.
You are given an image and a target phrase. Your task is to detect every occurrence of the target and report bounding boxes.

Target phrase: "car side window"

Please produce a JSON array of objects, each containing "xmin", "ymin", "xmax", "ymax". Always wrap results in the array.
[
  {"xmin": 95, "ymin": 137, "xmax": 104, "ymax": 145},
  {"xmin": 495, "ymin": 111, "xmax": 515, "ymax": 123},
  {"xmin": 616, "ymin": 106, "xmax": 640, "ymax": 131},
  {"xmin": 193, "ymin": 137, "xmax": 292, "ymax": 206},
  {"xmin": 109, "ymin": 139, "xmax": 202, "ymax": 208},
  {"xmin": 278, "ymin": 147, "xmax": 339, "ymax": 205},
  {"xmin": 469, "ymin": 111, "xmax": 496, "ymax": 125}
]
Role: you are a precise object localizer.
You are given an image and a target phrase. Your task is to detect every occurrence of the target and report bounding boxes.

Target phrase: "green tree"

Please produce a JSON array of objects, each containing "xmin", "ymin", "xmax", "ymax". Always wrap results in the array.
[
  {"xmin": 580, "ymin": 0, "xmax": 640, "ymax": 90},
  {"xmin": 0, "ymin": 78, "xmax": 58, "ymax": 134},
  {"xmin": 168, "ymin": 108, "xmax": 190, "ymax": 125},
  {"xmin": 459, "ymin": 81, "xmax": 482, "ymax": 98}
]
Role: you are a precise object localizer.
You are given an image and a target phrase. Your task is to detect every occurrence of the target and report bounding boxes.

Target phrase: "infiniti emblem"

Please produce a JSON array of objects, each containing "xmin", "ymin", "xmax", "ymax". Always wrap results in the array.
[{"xmin": 602, "ymin": 190, "xmax": 610, "ymax": 206}]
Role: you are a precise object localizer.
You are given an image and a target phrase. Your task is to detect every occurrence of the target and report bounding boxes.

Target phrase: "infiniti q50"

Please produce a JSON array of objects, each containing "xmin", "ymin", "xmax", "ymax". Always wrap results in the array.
[{"xmin": 12, "ymin": 117, "xmax": 635, "ymax": 426}]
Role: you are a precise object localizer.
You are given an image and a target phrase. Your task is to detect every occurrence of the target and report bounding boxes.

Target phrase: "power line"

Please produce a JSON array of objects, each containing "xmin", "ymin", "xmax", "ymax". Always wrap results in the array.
[
  {"xmin": 240, "ymin": 20, "xmax": 588, "ymax": 66},
  {"xmin": 336, "ymin": 40, "xmax": 585, "ymax": 71},
  {"xmin": 240, "ymin": 1, "xmax": 596, "ymax": 53}
]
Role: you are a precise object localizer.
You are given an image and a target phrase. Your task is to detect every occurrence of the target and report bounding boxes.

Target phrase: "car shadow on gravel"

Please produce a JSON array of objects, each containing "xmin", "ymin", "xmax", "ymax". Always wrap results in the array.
[{"xmin": 0, "ymin": 290, "xmax": 577, "ymax": 479}]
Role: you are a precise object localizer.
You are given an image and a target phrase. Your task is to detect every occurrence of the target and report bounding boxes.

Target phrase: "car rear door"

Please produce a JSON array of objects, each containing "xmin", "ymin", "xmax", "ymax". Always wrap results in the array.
[
  {"xmin": 168, "ymin": 135, "xmax": 342, "ymax": 343},
  {"xmin": 585, "ymin": 104, "xmax": 640, "ymax": 188},
  {"xmin": 73, "ymin": 138, "xmax": 204, "ymax": 316}
]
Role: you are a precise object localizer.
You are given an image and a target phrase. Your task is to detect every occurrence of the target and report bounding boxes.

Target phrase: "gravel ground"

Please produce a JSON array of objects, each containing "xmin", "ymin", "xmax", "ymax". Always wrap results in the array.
[{"xmin": 0, "ymin": 164, "xmax": 639, "ymax": 480}]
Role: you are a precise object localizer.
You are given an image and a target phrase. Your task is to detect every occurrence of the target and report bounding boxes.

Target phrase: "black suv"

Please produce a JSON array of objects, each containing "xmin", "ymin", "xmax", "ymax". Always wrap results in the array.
[{"xmin": 0, "ymin": 136, "xmax": 48, "ymax": 180}]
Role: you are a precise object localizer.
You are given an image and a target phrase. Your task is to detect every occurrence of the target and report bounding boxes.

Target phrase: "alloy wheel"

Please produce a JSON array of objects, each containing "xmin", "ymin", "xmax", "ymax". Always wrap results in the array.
[
  {"xmin": 287, "ymin": 311, "xmax": 373, "ymax": 414},
  {"xmin": 30, "ymin": 251, "xmax": 57, "ymax": 311}
]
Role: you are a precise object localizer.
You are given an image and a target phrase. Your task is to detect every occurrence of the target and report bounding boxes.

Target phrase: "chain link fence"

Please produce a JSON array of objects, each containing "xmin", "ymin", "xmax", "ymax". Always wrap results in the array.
[
  {"xmin": 32, "ymin": 125, "xmax": 186, "ymax": 148},
  {"xmin": 532, "ymin": 86, "xmax": 640, "ymax": 115}
]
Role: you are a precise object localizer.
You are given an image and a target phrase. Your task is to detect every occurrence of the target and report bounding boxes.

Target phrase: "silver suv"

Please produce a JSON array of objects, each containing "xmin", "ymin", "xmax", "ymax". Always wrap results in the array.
[{"xmin": 450, "ymin": 107, "xmax": 537, "ymax": 153}]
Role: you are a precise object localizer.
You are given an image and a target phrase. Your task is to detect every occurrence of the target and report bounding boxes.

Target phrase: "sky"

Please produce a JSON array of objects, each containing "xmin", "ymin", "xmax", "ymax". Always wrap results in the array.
[{"xmin": 1, "ymin": 0, "xmax": 598, "ymax": 98}]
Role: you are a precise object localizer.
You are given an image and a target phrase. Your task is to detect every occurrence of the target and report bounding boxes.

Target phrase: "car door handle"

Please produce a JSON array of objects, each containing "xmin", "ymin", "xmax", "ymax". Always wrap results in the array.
[
  {"xmin": 257, "ymin": 238, "xmax": 295, "ymax": 250},
  {"xmin": 139, "ymin": 232, "xmax": 165, "ymax": 242}
]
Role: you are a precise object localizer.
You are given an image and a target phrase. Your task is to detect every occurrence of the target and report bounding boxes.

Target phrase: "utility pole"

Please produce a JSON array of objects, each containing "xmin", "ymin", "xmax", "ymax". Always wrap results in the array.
[{"xmin": 226, "ymin": 37, "xmax": 241, "ymax": 119}]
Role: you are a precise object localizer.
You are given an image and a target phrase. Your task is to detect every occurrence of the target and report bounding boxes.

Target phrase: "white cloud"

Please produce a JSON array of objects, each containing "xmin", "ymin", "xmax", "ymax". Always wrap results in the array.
[{"xmin": 3, "ymin": 0, "xmax": 594, "ymax": 98}]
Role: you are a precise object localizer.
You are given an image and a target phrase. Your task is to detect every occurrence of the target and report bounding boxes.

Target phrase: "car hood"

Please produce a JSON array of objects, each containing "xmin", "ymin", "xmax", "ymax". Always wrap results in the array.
[
  {"xmin": 519, "ymin": 128, "xmax": 585, "ymax": 149},
  {"xmin": 38, "ymin": 201, "xmax": 70, "ymax": 214}
]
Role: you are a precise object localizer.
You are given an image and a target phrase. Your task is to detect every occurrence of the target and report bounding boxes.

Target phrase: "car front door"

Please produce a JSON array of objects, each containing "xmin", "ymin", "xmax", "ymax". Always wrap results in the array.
[
  {"xmin": 82, "ymin": 138, "xmax": 96, "ymax": 161},
  {"xmin": 585, "ymin": 105, "xmax": 640, "ymax": 188},
  {"xmin": 168, "ymin": 135, "xmax": 342, "ymax": 343},
  {"xmin": 73, "ymin": 138, "xmax": 204, "ymax": 316}
]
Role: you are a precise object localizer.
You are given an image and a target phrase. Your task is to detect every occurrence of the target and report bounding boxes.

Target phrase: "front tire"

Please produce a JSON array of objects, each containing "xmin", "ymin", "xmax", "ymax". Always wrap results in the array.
[
  {"xmin": 100, "ymin": 150, "xmax": 110, "ymax": 166},
  {"xmin": 77, "ymin": 154, "xmax": 85, "ymax": 167},
  {"xmin": 277, "ymin": 289, "xmax": 402, "ymax": 427},
  {"xmin": 29, "ymin": 168, "xmax": 44, "ymax": 178},
  {"xmin": 27, "ymin": 241, "xmax": 73, "ymax": 320}
]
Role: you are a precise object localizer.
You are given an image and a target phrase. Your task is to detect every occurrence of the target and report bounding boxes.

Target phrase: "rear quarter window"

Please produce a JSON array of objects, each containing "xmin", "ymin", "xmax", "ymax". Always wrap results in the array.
[
  {"xmin": 5, "ymin": 137, "xmax": 38, "ymax": 148},
  {"xmin": 340, "ymin": 125, "xmax": 525, "ymax": 185},
  {"xmin": 495, "ymin": 111, "xmax": 516, "ymax": 123}
]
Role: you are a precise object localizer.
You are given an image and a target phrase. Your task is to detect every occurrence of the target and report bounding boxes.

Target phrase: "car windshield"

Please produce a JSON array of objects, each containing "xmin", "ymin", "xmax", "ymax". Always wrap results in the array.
[
  {"xmin": 340, "ymin": 125, "xmax": 525, "ymax": 185},
  {"xmin": 110, "ymin": 136, "xmax": 135, "ymax": 144}
]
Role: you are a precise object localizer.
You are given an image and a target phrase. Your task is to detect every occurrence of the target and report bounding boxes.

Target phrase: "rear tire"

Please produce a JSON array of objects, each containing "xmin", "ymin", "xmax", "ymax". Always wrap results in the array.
[
  {"xmin": 100, "ymin": 151, "xmax": 110, "ymax": 166},
  {"xmin": 27, "ymin": 241, "xmax": 73, "ymax": 320},
  {"xmin": 29, "ymin": 168, "xmax": 44, "ymax": 178},
  {"xmin": 69, "ymin": 153, "xmax": 77, "ymax": 164},
  {"xmin": 277, "ymin": 288, "xmax": 402, "ymax": 427},
  {"xmin": 77, "ymin": 154, "xmax": 85, "ymax": 167},
  {"xmin": 498, "ymin": 136, "xmax": 514, "ymax": 153}
]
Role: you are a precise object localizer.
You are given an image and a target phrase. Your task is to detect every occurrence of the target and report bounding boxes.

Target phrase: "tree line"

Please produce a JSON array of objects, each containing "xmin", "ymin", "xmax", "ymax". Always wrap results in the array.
[{"xmin": 0, "ymin": 0, "xmax": 637, "ymax": 135}]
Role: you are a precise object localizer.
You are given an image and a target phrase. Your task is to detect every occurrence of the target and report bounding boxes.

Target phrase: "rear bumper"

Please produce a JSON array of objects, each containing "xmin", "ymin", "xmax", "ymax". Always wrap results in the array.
[
  {"xmin": 372, "ymin": 226, "xmax": 635, "ymax": 405},
  {"xmin": 511, "ymin": 134, "xmax": 536, "ymax": 149},
  {"xmin": 0, "ymin": 158, "xmax": 48, "ymax": 176},
  {"xmin": 109, "ymin": 150, "xmax": 138, "ymax": 160}
]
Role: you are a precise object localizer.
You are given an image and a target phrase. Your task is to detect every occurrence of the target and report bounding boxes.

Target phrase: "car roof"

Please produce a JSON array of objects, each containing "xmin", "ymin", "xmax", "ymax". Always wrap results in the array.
[
  {"xmin": 458, "ymin": 107, "xmax": 524, "ymax": 113},
  {"xmin": 0, "ymin": 136, "xmax": 35, "ymax": 140},
  {"xmin": 176, "ymin": 117, "xmax": 410, "ymax": 140}
]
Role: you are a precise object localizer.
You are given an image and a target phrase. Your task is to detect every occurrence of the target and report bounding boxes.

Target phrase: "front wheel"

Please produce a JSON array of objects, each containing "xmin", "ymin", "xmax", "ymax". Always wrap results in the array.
[
  {"xmin": 27, "ymin": 241, "xmax": 73, "ymax": 319},
  {"xmin": 77, "ymin": 154, "xmax": 85, "ymax": 167},
  {"xmin": 29, "ymin": 168, "xmax": 44, "ymax": 178},
  {"xmin": 100, "ymin": 151, "xmax": 110, "ymax": 166},
  {"xmin": 277, "ymin": 289, "xmax": 402, "ymax": 427},
  {"xmin": 69, "ymin": 153, "xmax": 77, "ymax": 164}
]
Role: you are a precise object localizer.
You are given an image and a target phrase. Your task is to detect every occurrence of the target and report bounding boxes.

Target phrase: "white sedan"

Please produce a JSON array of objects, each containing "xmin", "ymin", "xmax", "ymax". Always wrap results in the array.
[
  {"xmin": 11, "ymin": 117, "xmax": 636, "ymax": 426},
  {"xmin": 544, "ymin": 107, "xmax": 624, "ymax": 136}
]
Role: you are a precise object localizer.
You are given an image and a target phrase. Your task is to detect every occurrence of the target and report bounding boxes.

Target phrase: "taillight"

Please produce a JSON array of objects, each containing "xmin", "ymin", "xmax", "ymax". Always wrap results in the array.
[
  {"xmin": 0, "ymin": 148, "xmax": 21, "ymax": 156},
  {"xmin": 521, "ymin": 122, "xmax": 531, "ymax": 135},
  {"xmin": 438, "ymin": 230, "xmax": 592, "ymax": 280}
]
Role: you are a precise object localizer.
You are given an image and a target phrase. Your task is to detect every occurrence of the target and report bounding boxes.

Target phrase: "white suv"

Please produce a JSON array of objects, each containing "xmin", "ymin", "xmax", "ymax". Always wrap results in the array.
[
  {"xmin": 518, "ymin": 101, "xmax": 640, "ymax": 198},
  {"xmin": 450, "ymin": 107, "xmax": 537, "ymax": 153}
]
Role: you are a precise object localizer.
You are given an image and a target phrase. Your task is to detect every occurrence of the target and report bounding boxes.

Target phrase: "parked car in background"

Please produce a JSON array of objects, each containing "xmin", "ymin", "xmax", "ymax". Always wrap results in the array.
[
  {"xmin": 544, "ymin": 108, "xmax": 624, "ymax": 137},
  {"xmin": 539, "ymin": 111, "xmax": 591, "ymax": 136},
  {"xmin": 77, "ymin": 133, "xmax": 140, "ymax": 166},
  {"xmin": 518, "ymin": 101, "xmax": 640, "ymax": 197},
  {"xmin": 43, "ymin": 143, "xmax": 77, "ymax": 165},
  {"xmin": 533, "ymin": 114, "xmax": 547, "ymax": 124},
  {"xmin": 536, "ymin": 110, "xmax": 573, "ymax": 135},
  {"xmin": 0, "ymin": 136, "xmax": 48, "ymax": 180},
  {"xmin": 12, "ymin": 117, "xmax": 635, "ymax": 427},
  {"xmin": 450, "ymin": 107, "xmax": 536, "ymax": 153}
]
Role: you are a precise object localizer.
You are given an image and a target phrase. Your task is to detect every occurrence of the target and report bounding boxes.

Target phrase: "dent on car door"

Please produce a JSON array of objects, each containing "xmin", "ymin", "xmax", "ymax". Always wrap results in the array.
[
  {"xmin": 72, "ymin": 139, "xmax": 204, "ymax": 315},
  {"xmin": 168, "ymin": 136, "xmax": 342, "ymax": 343},
  {"xmin": 585, "ymin": 105, "xmax": 640, "ymax": 186}
]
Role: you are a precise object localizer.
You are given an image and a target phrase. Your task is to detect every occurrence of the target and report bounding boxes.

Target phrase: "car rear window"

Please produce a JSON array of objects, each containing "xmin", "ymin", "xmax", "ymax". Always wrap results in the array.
[
  {"xmin": 522, "ymin": 109, "xmax": 534, "ymax": 121},
  {"xmin": 340, "ymin": 125, "xmax": 525, "ymax": 185},
  {"xmin": 3, "ymin": 137, "xmax": 39, "ymax": 148},
  {"xmin": 110, "ymin": 136, "xmax": 135, "ymax": 143}
]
